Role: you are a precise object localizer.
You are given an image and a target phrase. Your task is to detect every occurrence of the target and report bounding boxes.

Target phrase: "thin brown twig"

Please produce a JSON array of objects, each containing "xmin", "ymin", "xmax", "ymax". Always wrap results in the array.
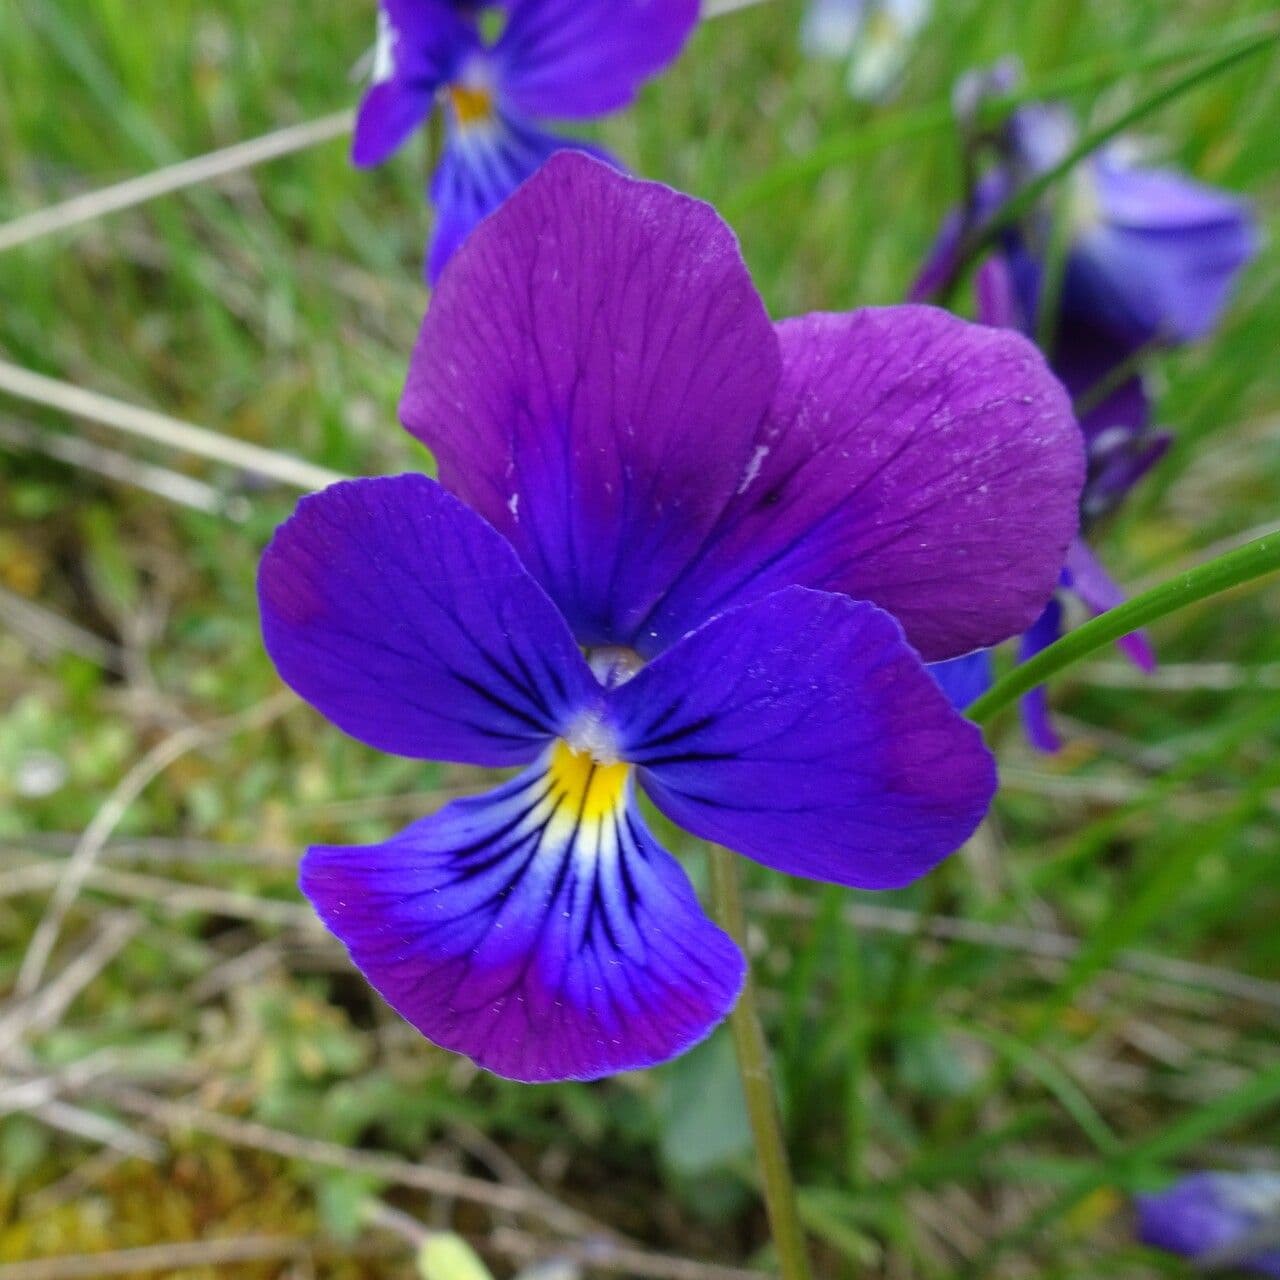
[
  {"xmin": 0, "ymin": 859, "xmax": 316, "ymax": 929},
  {"xmin": 0, "ymin": 359, "xmax": 345, "ymax": 492},
  {"xmin": 490, "ymin": 1225, "xmax": 767, "ymax": 1280},
  {"xmin": 0, "ymin": 417, "xmax": 250, "ymax": 520},
  {"xmin": 366, "ymin": 1199, "xmax": 768, "ymax": 1280},
  {"xmin": 0, "ymin": 1233, "xmax": 401, "ymax": 1280},
  {"xmin": 13, "ymin": 691, "xmax": 295, "ymax": 1000},
  {"xmin": 0, "ymin": 111, "xmax": 355, "ymax": 255},
  {"xmin": 0, "ymin": 912, "xmax": 139, "ymax": 1050},
  {"xmin": 77, "ymin": 1079, "xmax": 612, "ymax": 1242},
  {"xmin": 749, "ymin": 890, "xmax": 1280, "ymax": 1011},
  {"xmin": 0, "ymin": 584, "xmax": 125, "ymax": 673}
]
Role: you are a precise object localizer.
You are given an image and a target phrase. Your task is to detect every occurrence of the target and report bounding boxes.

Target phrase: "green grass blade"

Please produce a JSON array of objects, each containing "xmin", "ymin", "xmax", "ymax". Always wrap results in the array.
[
  {"xmin": 969, "ymin": 530, "xmax": 1280, "ymax": 726},
  {"xmin": 724, "ymin": 17, "xmax": 1279, "ymax": 217},
  {"xmin": 936, "ymin": 25, "xmax": 1280, "ymax": 298}
]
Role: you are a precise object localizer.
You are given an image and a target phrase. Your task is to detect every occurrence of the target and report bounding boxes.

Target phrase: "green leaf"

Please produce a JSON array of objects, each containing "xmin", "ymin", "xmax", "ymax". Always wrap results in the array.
[
  {"xmin": 657, "ymin": 1029, "xmax": 752, "ymax": 1177},
  {"xmin": 417, "ymin": 1234, "xmax": 494, "ymax": 1280},
  {"xmin": 970, "ymin": 530, "xmax": 1280, "ymax": 726}
]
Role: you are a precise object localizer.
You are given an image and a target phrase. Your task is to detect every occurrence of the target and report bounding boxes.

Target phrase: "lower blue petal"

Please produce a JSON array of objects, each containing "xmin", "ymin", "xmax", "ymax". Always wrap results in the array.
[{"xmin": 301, "ymin": 749, "xmax": 744, "ymax": 1082}]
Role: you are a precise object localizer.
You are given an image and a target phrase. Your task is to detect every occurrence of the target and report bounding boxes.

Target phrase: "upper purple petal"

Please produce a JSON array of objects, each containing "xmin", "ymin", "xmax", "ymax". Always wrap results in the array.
[
  {"xmin": 610, "ymin": 587, "xmax": 996, "ymax": 890},
  {"xmin": 401, "ymin": 152, "xmax": 780, "ymax": 649},
  {"xmin": 641, "ymin": 306, "xmax": 1085, "ymax": 662},
  {"xmin": 258, "ymin": 475, "xmax": 598, "ymax": 766},
  {"xmin": 352, "ymin": 0, "xmax": 477, "ymax": 166},
  {"xmin": 492, "ymin": 0, "xmax": 699, "ymax": 120},
  {"xmin": 302, "ymin": 758, "xmax": 745, "ymax": 1082}
]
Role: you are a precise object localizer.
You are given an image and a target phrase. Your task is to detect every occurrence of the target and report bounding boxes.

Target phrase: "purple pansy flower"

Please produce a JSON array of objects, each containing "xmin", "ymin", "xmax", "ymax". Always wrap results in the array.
[
  {"xmin": 1137, "ymin": 1173, "xmax": 1280, "ymax": 1277},
  {"xmin": 259, "ymin": 155, "xmax": 1083, "ymax": 1082},
  {"xmin": 352, "ymin": 0, "xmax": 698, "ymax": 281},
  {"xmin": 913, "ymin": 74, "xmax": 1257, "ymax": 746}
]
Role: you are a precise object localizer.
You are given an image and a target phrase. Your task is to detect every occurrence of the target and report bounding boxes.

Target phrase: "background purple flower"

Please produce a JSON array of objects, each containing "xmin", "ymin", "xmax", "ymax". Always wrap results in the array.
[
  {"xmin": 259, "ymin": 155, "xmax": 1084, "ymax": 1082},
  {"xmin": 912, "ymin": 74, "xmax": 1257, "ymax": 748},
  {"xmin": 352, "ymin": 0, "xmax": 699, "ymax": 280},
  {"xmin": 1137, "ymin": 1172, "xmax": 1280, "ymax": 1277}
]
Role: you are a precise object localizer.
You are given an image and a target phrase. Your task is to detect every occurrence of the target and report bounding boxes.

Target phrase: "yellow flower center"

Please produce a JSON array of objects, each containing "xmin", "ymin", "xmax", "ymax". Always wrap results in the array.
[
  {"xmin": 448, "ymin": 83, "xmax": 496, "ymax": 128},
  {"xmin": 546, "ymin": 739, "xmax": 631, "ymax": 826}
]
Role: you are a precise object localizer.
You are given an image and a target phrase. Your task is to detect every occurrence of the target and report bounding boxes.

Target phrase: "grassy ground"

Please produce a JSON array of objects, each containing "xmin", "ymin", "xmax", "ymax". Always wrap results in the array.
[{"xmin": 1, "ymin": 0, "xmax": 1278, "ymax": 1275}]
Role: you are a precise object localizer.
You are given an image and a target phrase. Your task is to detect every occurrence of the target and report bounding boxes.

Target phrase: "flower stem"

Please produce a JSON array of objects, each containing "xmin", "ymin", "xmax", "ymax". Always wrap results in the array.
[{"xmin": 707, "ymin": 845, "xmax": 813, "ymax": 1280}]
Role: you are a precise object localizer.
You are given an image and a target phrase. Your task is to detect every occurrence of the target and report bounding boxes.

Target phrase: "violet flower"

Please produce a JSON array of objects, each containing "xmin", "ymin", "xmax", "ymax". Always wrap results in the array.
[
  {"xmin": 259, "ymin": 155, "xmax": 1083, "ymax": 1082},
  {"xmin": 1137, "ymin": 1173, "xmax": 1280, "ymax": 1277},
  {"xmin": 353, "ymin": 0, "xmax": 698, "ymax": 280},
  {"xmin": 914, "ymin": 74, "xmax": 1257, "ymax": 747}
]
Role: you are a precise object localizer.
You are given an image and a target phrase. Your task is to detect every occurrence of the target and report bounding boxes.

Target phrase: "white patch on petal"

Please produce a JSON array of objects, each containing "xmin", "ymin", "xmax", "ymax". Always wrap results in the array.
[
  {"xmin": 736, "ymin": 444, "xmax": 771, "ymax": 495},
  {"xmin": 372, "ymin": 9, "xmax": 397, "ymax": 84}
]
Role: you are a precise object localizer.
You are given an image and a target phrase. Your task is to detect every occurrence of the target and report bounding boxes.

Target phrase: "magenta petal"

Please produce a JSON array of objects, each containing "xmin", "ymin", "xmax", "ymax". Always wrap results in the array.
[
  {"xmin": 258, "ymin": 475, "xmax": 597, "ymax": 766},
  {"xmin": 301, "ymin": 763, "xmax": 745, "ymax": 1082},
  {"xmin": 493, "ymin": 0, "xmax": 699, "ymax": 120},
  {"xmin": 645, "ymin": 306, "xmax": 1084, "ymax": 661},
  {"xmin": 611, "ymin": 587, "xmax": 996, "ymax": 891},
  {"xmin": 402, "ymin": 153, "xmax": 779, "ymax": 648}
]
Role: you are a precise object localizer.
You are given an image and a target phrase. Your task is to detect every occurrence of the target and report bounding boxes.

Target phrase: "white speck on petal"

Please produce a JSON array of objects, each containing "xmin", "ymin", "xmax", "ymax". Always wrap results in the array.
[{"xmin": 737, "ymin": 444, "xmax": 771, "ymax": 494}]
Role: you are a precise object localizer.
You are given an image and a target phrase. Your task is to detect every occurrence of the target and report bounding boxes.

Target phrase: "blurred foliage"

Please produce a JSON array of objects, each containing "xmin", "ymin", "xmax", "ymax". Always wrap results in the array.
[{"xmin": 0, "ymin": 0, "xmax": 1278, "ymax": 1276}]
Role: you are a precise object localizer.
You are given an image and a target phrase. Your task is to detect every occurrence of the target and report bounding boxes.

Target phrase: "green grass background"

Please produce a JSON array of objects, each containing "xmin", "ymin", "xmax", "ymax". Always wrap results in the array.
[{"xmin": 1, "ymin": 0, "xmax": 1278, "ymax": 1275}]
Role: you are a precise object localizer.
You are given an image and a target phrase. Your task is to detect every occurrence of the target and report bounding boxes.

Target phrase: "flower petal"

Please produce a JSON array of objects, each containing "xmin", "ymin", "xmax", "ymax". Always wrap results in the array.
[
  {"xmin": 402, "ymin": 152, "xmax": 780, "ymax": 648},
  {"xmin": 610, "ymin": 587, "xmax": 996, "ymax": 890},
  {"xmin": 301, "ymin": 754, "xmax": 745, "ymax": 1082},
  {"xmin": 928, "ymin": 650, "xmax": 993, "ymax": 712},
  {"xmin": 428, "ymin": 119, "xmax": 614, "ymax": 283},
  {"xmin": 1070, "ymin": 162, "xmax": 1258, "ymax": 347},
  {"xmin": 1065, "ymin": 539, "xmax": 1156, "ymax": 672},
  {"xmin": 492, "ymin": 0, "xmax": 698, "ymax": 119},
  {"xmin": 643, "ymin": 306, "xmax": 1084, "ymax": 661},
  {"xmin": 352, "ymin": 1, "xmax": 477, "ymax": 167},
  {"xmin": 1137, "ymin": 1173, "xmax": 1280, "ymax": 1276},
  {"xmin": 258, "ymin": 475, "xmax": 597, "ymax": 766},
  {"xmin": 1017, "ymin": 597, "xmax": 1064, "ymax": 754}
]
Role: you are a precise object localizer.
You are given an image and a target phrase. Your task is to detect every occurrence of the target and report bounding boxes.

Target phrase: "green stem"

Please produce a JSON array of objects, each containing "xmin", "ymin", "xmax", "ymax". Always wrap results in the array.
[
  {"xmin": 969, "ymin": 530, "xmax": 1280, "ymax": 725},
  {"xmin": 707, "ymin": 845, "xmax": 813, "ymax": 1280}
]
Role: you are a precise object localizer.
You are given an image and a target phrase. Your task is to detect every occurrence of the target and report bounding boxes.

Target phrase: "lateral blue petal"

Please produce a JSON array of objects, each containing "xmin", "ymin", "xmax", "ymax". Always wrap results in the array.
[
  {"xmin": 610, "ymin": 587, "xmax": 996, "ymax": 891},
  {"xmin": 301, "ymin": 757, "xmax": 745, "ymax": 1082},
  {"xmin": 928, "ymin": 650, "xmax": 993, "ymax": 712},
  {"xmin": 258, "ymin": 475, "xmax": 597, "ymax": 766}
]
